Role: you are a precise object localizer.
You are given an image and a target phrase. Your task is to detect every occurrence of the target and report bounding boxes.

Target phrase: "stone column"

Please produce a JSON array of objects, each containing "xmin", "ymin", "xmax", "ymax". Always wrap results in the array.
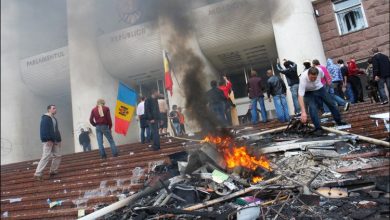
[
  {"xmin": 272, "ymin": 0, "xmax": 326, "ymax": 115},
  {"xmin": 67, "ymin": 0, "xmax": 138, "ymax": 152}
]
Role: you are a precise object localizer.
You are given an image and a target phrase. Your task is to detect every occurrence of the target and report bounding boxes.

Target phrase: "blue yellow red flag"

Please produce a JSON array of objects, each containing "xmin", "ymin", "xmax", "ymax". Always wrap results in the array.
[
  {"xmin": 114, "ymin": 82, "xmax": 137, "ymax": 135},
  {"xmin": 163, "ymin": 50, "xmax": 173, "ymax": 96}
]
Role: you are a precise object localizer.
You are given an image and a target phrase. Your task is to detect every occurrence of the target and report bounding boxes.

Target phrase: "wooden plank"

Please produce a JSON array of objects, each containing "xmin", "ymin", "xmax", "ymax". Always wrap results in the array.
[
  {"xmin": 336, "ymin": 160, "xmax": 390, "ymax": 173},
  {"xmin": 308, "ymin": 149, "xmax": 340, "ymax": 158},
  {"xmin": 341, "ymin": 149, "xmax": 388, "ymax": 160}
]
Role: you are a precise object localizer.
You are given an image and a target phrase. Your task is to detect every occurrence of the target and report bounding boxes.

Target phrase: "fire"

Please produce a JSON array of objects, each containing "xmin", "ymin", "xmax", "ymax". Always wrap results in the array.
[
  {"xmin": 252, "ymin": 176, "xmax": 263, "ymax": 184},
  {"xmin": 201, "ymin": 135, "xmax": 271, "ymax": 172}
]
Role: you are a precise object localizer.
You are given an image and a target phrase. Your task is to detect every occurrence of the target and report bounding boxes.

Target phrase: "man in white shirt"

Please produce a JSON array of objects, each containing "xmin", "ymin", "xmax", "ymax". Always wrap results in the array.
[
  {"xmin": 298, "ymin": 67, "xmax": 347, "ymax": 133},
  {"xmin": 136, "ymin": 96, "xmax": 150, "ymax": 144}
]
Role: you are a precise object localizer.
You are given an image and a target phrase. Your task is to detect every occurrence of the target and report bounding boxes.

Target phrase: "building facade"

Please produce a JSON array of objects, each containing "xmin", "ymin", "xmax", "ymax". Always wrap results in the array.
[{"xmin": 2, "ymin": 0, "xmax": 387, "ymax": 164}]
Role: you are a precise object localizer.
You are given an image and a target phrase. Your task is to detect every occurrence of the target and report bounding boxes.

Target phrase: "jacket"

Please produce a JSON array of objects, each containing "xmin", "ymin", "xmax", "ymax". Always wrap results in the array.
[
  {"xmin": 89, "ymin": 106, "xmax": 113, "ymax": 129},
  {"xmin": 206, "ymin": 87, "xmax": 226, "ymax": 105},
  {"xmin": 267, "ymin": 75, "xmax": 287, "ymax": 98},
  {"xmin": 144, "ymin": 97, "xmax": 161, "ymax": 121},
  {"xmin": 372, "ymin": 53, "xmax": 390, "ymax": 78},
  {"xmin": 247, "ymin": 76, "xmax": 265, "ymax": 98},
  {"xmin": 276, "ymin": 61, "xmax": 299, "ymax": 86},
  {"xmin": 40, "ymin": 114, "xmax": 61, "ymax": 142},
  {"xmin": 326, "ymin": 58, "xmax": 343, "ymax": 82}
]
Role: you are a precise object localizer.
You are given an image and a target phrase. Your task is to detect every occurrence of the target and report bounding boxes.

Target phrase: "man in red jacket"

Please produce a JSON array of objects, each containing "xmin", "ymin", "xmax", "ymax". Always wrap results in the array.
[
  {"xmin": 218, "ymin": 76, "xmax": 233, "ymax": 125},
  {"xmin": 89, "ymin": 99, "xmax": 118, "ymax": 159}
]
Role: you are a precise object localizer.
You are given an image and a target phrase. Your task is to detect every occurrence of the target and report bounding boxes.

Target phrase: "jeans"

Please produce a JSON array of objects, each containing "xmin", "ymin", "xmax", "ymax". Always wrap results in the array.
[
  {"xmin": 173, "ymin": 122, "xmax": 181, "ymax": 136},
  {"xmin": 378, "ymin": 77, "xmax": 390, "ymax": 102},
  {"xmin": 82, "ymin": 142, "xmax": 91, "ymax": 152},
  {"xmin": 96, "ymin": 125, "xmax": 118, "ymax": 157},
  {"xmin": 346, "ymin": 83, "xmax": 355, "ymax": 103},
  {"xmin": 251, "ymin": 96, "xmax": 267, "ymax": 124},
  {"xmin": 348, "ymin": 75, "xmax": 363, "ymax": 102},
  {"xmin": 140, "ymin": 126, "xmax": 150, "ymax": 144},
  {"xmin": 210, "ymin": 102, "xmax": 227, "ymax": 126},
  {"xmin": 34, "ymin": 142, "xmax": 61, "ymax": 176},
  {"xmin": 290, "ymin": 84, "xmax": 301, "ymax": 114},
  {"xmin": 273, "ymin": 95, "xmax": 290, "ymax": 122},
  {"xmin": 323, "ymin": 85, "xmax": 346, "ymax": 113},
  {"xmin": 149, "ymin": 121, "xmax": 160, "ymax": 150},
  {"xmin": 332, "ymin": 81, "xmax": 344, "ymax": 99},
  {"xmin": 304, "ymin": 87, "xmax": 343, "ymax": 130},
  {"xmin": 225, "ymin": 104, "xmax": 232, "ymax": 126}
]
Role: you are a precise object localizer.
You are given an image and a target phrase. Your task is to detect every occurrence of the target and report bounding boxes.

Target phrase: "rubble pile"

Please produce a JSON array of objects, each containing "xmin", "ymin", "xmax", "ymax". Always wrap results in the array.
[{"xmin": 102, "ymin": 125, "xmax": 389, "ymax": 220}]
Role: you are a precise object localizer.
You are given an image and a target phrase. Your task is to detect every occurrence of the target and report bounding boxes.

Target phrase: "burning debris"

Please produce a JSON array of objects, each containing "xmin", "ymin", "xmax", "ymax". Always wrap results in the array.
[{"xmin": 96, "ymin": 124, "xmax": 389, "ymax": 220}]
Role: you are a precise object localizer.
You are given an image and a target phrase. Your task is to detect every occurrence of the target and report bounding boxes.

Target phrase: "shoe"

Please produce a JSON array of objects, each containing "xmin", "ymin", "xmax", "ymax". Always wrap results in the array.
[
  {"xmin": 49, "ymin": 171, "xmax": 58, "ymax": 178},
  {"xmin": 34, "ymin": 175, "xmax": 43, "ymax": 181},
  {"xmin": 309, "ymin": 128, "xmax": 324, "ymax": 136},
  {"xmin": 344, "ymin": 102, "xmax": 350, "ymax": 111},
  {"xmin": 113, "ymin": 154, "xmax": 119, "ymax": 157},
  {"xmin": 381, "ymin": 101, "xmax": 389, "ymax": 105},
  {"xmin": 295, "ymin": 112, "xmax": 301, "ymax": 117},
  {"xmin": 101, "ymin": 155, "xmax": 107, "ymax": 160},
  {"xmin": 336, "ymin": 121, "xmax": 348, "ymax": 126},
  {"xmin": 322, "ymin": 112, "xmax": 331, "ymax": 117}
]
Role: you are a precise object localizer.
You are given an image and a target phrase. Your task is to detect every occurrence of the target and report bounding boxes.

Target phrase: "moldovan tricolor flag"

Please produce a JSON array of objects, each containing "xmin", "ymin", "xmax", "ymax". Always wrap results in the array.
[
  {"xmin": 114, "ymin": 82, "xmax": 137, "ymax": 135},
  {"xmin": 163, "ymin": 50, "xmax": 173, "ymax": 96}
]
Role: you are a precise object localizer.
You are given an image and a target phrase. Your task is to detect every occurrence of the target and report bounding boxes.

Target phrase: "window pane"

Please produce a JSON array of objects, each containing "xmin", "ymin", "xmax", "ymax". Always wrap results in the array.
[
  {"xmin": 337, "ymin": 6, "xmax": 366, "ymax": 34},
  {"xmin": 334, "ymin": 0, "xmax": 360, "ymax": 11}
]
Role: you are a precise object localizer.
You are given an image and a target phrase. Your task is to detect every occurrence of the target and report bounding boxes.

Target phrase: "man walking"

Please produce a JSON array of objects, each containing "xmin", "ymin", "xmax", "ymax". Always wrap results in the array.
[
  {"xmin": 34, "ymin": 105, "xmax": 62, "ymax": 181},
  {"xmin": 276, "ymin": 59, "xmax": 301, "ymax": 115},
  {"xmin": 169, "ymin": 105, "xmax": 181, "ymax": 136},
  {"xmin": 247, "ymin": 70, "xmax": 267, "ymax": 124},
  {"xmin": 372, "ymin": 47, "xmax": 390, "ymax": 105},
  {"xmin": 206, "ymin": 80, "xmax": 228, "ymax": 126},
  {"xmin": 136, "ymin": 96, "xmax": 150, "ymax": 144},
  {"xmin": 298, "ymin": 67, "xmax": 347, "ymax": 135},
  {"xmin": 144, "ymin": 89, "xmax": 161, "ymax": 151},
  {"xmin": 266, "ymin": 70, "xmax": 290, "ymax": 123},
  {"xmin": 89, "ymin": 99, "xmax": 118, "ymax": 159}
]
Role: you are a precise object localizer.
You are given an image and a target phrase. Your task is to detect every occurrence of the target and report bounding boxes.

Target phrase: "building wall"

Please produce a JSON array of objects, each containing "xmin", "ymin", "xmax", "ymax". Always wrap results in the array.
[
  {"xmin": 1, "ymin": 0, "xmax": 74, "ymax": 165},
  {"xmin": 313, "ymin": 0, "xmax": 390, "ymax": 62}
]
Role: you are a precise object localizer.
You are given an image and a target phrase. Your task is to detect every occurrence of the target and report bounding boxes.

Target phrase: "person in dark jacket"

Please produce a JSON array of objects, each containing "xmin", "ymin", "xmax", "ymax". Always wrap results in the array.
[
  {"xmin": 247, "ymin": 70, "xmax": 267, "ymax": 124},
  {"xmin": 34, "ymin": 105, "xmax": 62, "ymax": 181},
  {"xmin": 266, "ymin": 70, "xmax": 290, "ymax": 122},
  {"xmin": 337, "ymin": 59, "xmax": 355, "ymax": 103},
  {"xmin": 90, "ymin": 99, "xmax": 118, "ymax": 159},
  {"xmin": 144, "ymin": 89, "xmax": 161, "ymax": 150},
  {"xmin": 79, "ymin": 128, "xmax": 91, "ymax": 152},
  {"xmin": 206, "ymin": 80, "xmax": 228, "ymax": 126},
  {"xmin": 347, "ymin": 59, "xmax": 364, "ymax": 103},
  {"xmin": 372, "ymin": 47, "xmax": 390, "ymax": 105},
  {"xmin": 276, "ymin": 58, "xmax": 301, "ymax": 115}
]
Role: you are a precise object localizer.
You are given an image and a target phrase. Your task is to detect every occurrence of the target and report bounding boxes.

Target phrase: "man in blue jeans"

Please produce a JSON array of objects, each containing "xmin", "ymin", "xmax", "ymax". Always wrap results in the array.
[
  {"xmin": 276, "ymin": 58, "xmax": 301, "ymax": 115},
  {"xmin": 136, "ymin": 96, "xmax": 150, "ymax": 144},
  {"xmin": 206, "ymin": 80, "xmax": 228, "ymax": 126},
  {"xmin": 298, "ymin": 67, "xmax": 347, "ymax": 135},
  {"xmin": 372, "ymin": 47, "xmax": 390, "ymax": 105},
  {"xmin": 266, "ymin": 70, "xmax": 290, "ymax": 123},
  {"xmin": 247, "ymin": 70, "xmax": 267, "ymax": 124},
  {"xmin": 90, "ymin": 99, "xmax": 118, "ymax": 159}
]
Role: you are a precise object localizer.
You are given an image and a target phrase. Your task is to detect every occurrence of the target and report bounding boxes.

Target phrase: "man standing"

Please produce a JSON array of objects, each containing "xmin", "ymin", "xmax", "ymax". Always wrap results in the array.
[
  {"xmin": 79, "ymin": 128, "xmax": 91, "ymax": 152},
  {"xmin": 169, "ymin": 105, "xmax": 181, "ymax": 136},
  {"xmin": 298, "ymin": 67, "xmax": 347, "ymax": 135},
  {"xmin": 136, "ymin": 96, "xmax": 150, "ymax": 144},
  {"xmin": 247, "ymin": 70, "xmax": 267, "ymax": 124},
  {"xmin": 34, "ymin": 105, "xmax": 62, "ymax": 181},
  {"xmin": 157, "ymin": 96, "xmax": 168, "ymax": 134},
  {"xmin": 89, "ymin": 99, "xmax": 118, "ymax": 159},
  {"xmin": 206, "ymin": 80, "xmax": 227, "ymax": 126},
  {"xmin": 276, "ymin": 59, "xmax": 301, "ymax": 115},
  {"xmin": 144, "ymin": 89, "xmax": 161, "ymax": 151},
  {"xmin": 218, "ymin": 76, "xmax": 233, "ymax": 125},
  {"xmin": 372, "ymin": 47, "xmax": 390, "ymax": 105},
  {"xmin": 266, "ymin": 70, "xmax": 290, "ymax": 123}
]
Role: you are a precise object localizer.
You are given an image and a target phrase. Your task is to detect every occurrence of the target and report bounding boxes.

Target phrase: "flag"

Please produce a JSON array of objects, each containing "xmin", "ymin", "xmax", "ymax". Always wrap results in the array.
[
  {"xmin": 114, "ymin": 82, "xmax": 137, "ymax": 135},
  {"xmin": 163, "ymin": 50, "xmax": 173, "ymax": 96}
]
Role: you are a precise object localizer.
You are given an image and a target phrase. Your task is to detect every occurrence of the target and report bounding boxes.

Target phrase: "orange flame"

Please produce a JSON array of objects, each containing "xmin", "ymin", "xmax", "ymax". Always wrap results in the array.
[
  {"xmin": 252, "ymin": 176, "xmax": 263, "ymax": 183},
  {"xmin": 202, "ymin": 135, "xmax": 271, "ymax": 172}
]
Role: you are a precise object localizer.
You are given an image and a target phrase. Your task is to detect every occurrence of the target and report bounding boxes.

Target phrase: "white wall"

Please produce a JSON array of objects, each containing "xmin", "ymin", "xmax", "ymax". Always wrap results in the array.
[
  {"xmin": 272, "ymin": 0, "xmax": 327, "ymax": 114},
  {"xmin": 67, "ymin": 0, "xmax": 138, "ymax": 153},
  {"xmin": 1, "ymin": 0, "xmax": 74, "ymax": 165}
]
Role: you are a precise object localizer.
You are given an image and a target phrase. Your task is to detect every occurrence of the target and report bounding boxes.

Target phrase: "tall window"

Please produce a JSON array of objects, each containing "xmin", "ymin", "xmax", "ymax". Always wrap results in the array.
[{"xmin": 333, "ymin": 0, "xmax": 368, "ymax": 35}]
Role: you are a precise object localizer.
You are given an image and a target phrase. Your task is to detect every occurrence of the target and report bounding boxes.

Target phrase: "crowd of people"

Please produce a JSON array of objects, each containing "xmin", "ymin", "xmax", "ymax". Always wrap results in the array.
[{"xmin": 33, "ymin": 47, "xmax": 389, "ymax": 181}]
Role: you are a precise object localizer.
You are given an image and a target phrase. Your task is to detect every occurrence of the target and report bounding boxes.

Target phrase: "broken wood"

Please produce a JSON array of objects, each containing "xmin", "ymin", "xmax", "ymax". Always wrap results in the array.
[
  {"xmin": 259, "ymin": 140, "xmax": 345, "ymax": 154},
  {"xmin": 357, "ymin": 166, "xmax": 390, "ymax": 177},
  {"xmin": 336, "ymin": 160, "xmax": 390, "ymax": 173},
  {"xmin": 319, "ymin": 125, "xmax": 390, "ymax": 147},
  {"xmin": 238, "ymin": 126, "xmax": 289, "ymax": 139},
  {"xmin": 341, "ymin": 149, "xmax": 388, "ymax": 160},
  {"xmin": 308, "ymin": 149, "xmax": 340, "ymax": 158},
  {"xmin": 183, "ymin": 175, "xmax": 282, "ymax": 211}
]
